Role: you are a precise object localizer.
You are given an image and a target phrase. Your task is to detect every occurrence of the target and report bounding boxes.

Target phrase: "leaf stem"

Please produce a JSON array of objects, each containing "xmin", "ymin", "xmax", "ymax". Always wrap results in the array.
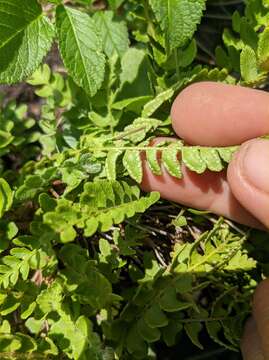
[
  {"xmin": 174, "ymin": 49, "xmax": 180, "ymax": 80},
  {"xmin": 142, "ymin": 0, "xmax": 156, "ymax": 38},
  {"xmin": 209, "ymin": 0, "xmax": 243, "ymax": 6},
  {"xmin": 185, "ymin": 348, "xmax": 228, "ymax": 360}
]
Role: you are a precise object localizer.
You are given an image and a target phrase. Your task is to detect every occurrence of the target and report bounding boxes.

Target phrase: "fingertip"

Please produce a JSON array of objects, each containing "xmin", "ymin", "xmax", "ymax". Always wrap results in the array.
[
  {"xmin": 171, "ymin": 82, "xmax": 269, "ymax": 146},
  {"xmin": 253, "ymin": 279, "xmax": 269, "ymax": 358},
  {"xmin": 227, "ymin": 139, "xmax": 269, "ymax": 229},
  {"xmin": 241, "ymin": 317, "xmax": 264, "ymax": 360},
  {"xmin": 253, "ymin": 279, "xmax": 269, "ymax": 317}
]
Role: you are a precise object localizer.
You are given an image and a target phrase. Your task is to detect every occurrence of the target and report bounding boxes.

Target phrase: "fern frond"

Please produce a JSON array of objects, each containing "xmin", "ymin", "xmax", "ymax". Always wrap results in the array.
[
  {"xmin": 81, "ymin": 180, "xmax": 160, "ymax": 236},
  {"xmin": 43, "ymin": 180, "xmax": 160, "ymax": 240},
  {"xmin": 104, "ymin": 142, "xmax": 239, "ymax": 183},
  {"xmin": 0, "ymin": 248, "xmax": 35, "ymax": 289},
  {"xmin": 142, "ymin": 88, "xmax": 175, "ymax": 118}
]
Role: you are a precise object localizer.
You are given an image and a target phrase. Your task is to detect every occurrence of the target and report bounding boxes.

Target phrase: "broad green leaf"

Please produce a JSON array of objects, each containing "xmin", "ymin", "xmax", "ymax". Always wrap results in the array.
[
  {"xmin": 112, "ymin": 96, "xmax": 153, "ymax": 113},
  {"xmin": 258, "ymin": 28, "xmax": 269, "ymax": 70},
  {"xmin": 162, "ymin": 144, "xmax": 182, "ymax": 178},
  {"xmin": 25, "ymin": 318, "xmax": 44, "ymax": 334},
  {"xmin": 185, "ymin": 322, "xmax": 203, "ymax": 350},
  {"xmin": 50, "ymin": 314, "xmax": 94, "ymax": 360},
  {"xmin": 206, "ymin": 321, "xmax": 236, "ymax": 351},
  {"xmin": 56, "ymin": 5, "xmax": 105, "ymax": 96},
  {"xmin": 37, "ymin": 282, "xmax": 63, "ymax": 314},
  {"xmin": 176, "ymin": 38, "xmax": 197, "ymax": 67},
  {"xmin": 144, "ymin": 303, "xmax": 168, "ymax": 328},
  {"xmin": 123, "ymin": 150, "xmax": 143, "ymax": 183},
  {"xmin": 27, "ymin": 64, "xmax": 51, "ymax": 86},
  {"xmin": 105, "ymin": 150, "xmax": 123, "ymax": 180},
  {"xmin": 93, "ymin": 11, "xmax": 129, "ymax": 58},
  {"xmin": 116, "ymin": 48, "xmax": 153, "ymax": 101},
  {"xmin": 137, "ymin": 319, "xmax": 161, "ymax": 343},
  {"xmin": 38, "ymin": 337, "xmax": 59, "ymax": 356},
  {"xmin": 146, "ymin": 149, "xmax": 162, "ymax": 175},
  {"xmin": 240, "ymin": 46, "xmax": 259, "ymax": 82},
  {"xmin": 81, "ymin": 181, "xmax": 159, "ymax": 235},
  {"xmin": 182, "ymin": 147, "xmax": 207, "ymax": 173},
  {"xmin": 21, "ymin": 302, "xmax": 36, "ymax": 320},
  {"xmin": 159, "ymin": 287, "xmax": 192, "ymax": 312},
  {"xmin": 218, "ymin": 147, "xmax": 237, "ymax": 163},
  {"xmin": 77, "ymin": 269, "xmax": 112, "ymax": 309},
  {"xmin": 122, "ymin": 117, "xmax": 162, "ymax": 143},
  {"xmin": 174, "ymin": 274, "xmax": 193, "ymax": 293},
  {"xmin": 0, "ymin": 294, "xmax": 20, "ymax": 316},
  {"xmin": 172, "ymin": 215, "xmax": 187, "ymax": 228},
  {"xmin": 108, "ymin": 0, "xmax": 124, "ymax": 9},
  {"xmin": 0, "ymin": 335, "xmax": 21, "ymax": 352},
  {"xmin": 142, "ymin": 88, "xmax": 174, "ymax": 118},
  {"xmin": 126, "ymin": 325, "xmax": 147, "ymax": 356},
  {"xmin": 200, "ymin": 148, "xmax": 223, "ymax": 172},
  {"xmin": 149, "ymin": 0, "xmax": 206, "ymax": 51},
  {"xmin": 0, "ymin": 131, "xmax": 14, "ymax": 149},
  {"xmin": 0, "ymin": 179, "xmax": 13, "ymax": 218},
  {"xmin": 0, "ymin": 0, "xmax": 54, "ymax": 84},
  {"xmin": 162, "ymin": 321, "xmax": 183, "ymax": 347},
  {"xmin": 0, "ymin": 320, "xmax": 10, "ymax": 334}
]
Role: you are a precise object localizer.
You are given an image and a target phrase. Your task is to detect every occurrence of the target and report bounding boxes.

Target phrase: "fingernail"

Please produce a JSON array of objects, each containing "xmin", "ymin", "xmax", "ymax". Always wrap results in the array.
[{"xmin": 241, "ymin": 139, "xmax": 269, "ymax": 194}]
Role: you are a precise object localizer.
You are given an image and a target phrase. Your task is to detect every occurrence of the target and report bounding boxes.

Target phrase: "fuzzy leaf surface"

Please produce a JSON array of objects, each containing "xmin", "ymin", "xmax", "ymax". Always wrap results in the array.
[
  {"xmin": 0, "ymin": 0, "xmax": 54, "ymax": 84},
  {"xmin": 56, "ymin": 5, "xmax": 105, "ymax": 96},
  {"xmin": 149, "ymin": 0, "xmax": 206, "ymax": 51}
]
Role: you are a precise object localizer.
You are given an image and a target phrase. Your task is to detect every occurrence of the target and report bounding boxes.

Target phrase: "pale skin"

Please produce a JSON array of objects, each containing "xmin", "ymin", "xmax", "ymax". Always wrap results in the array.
[{"xmin": 141, "ymin": 82, "xmax": 269, "ymax": 359}]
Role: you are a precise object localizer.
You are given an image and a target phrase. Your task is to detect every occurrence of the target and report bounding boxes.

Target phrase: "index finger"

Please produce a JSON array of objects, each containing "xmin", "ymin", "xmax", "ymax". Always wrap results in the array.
[{"xmin": 171, "ymin": 82, "xmax": 269, "ymax": 146}]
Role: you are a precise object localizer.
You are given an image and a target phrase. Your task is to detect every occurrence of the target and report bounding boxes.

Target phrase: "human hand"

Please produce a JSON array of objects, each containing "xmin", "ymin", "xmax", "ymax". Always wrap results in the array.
[
  {"xmin": 141, "ymin": 81, "xmax": 269, "ymax": 229},
  {"xmin": 141, "ymin": 81, "xmax": 269, "ymax": 359}
]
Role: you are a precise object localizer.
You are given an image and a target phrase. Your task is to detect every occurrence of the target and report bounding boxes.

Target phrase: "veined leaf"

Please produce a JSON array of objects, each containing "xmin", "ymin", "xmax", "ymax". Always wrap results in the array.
[
  {"xmin": 123, "ymin": 150, "xmax": 143, "ymax": 183},
  {"xmin": 149, "ymin": 0, "xmax": 206, "ymax": 51},
  {"xmin": 182, "ymin": 147, "xmax": 207, "ymax": 174},
  {"xmin": 185, "ymin": 322, "xmax": 204, "ymax": 350},
  {"xmin": 80, "ymin": 181, "xmax": 160, "ymax": 234},
  {"xmin": 93, "ymin": 11, "xmax": 129, "ymax": 58},
  {"xmin": 105, "ymin": 150, "xmax": 123, "ymax": 180},
  {"xmin": 258, "ymin": 27, "xmax": 269, "ymax": 70},
  {"xmin": 162, "ymin": 144, "xmax": 182, "ymax": 178},
  {"xmin": 218, "ymin": 147, "xmax": 237, "ymax": 163},
  {"xmin": 142, "ymin": 88, "xmax": 174, "ymax": 118},
  {"xmin": 108, "ymin": 0, "xmax": 124, "ymax": 9},
  {"xmin": 199, "ymin": 148, "xmax": 223, "ymax": 172},
  {"xmin": 0, "ymin": 0, "xmax": 54, "ymax": 84},
  {"xmin": 240, "ymin": 46, "xmax": 259, "ymax": 83},
  {"xmin": 56, "ymin": 5, "xmax": 106, "ymax": 96},
  {"xmin": 146, "ymin": 149, "xmax": 162, "ymax": 176},
  {"xmin": 0, "ymin": 179, "xmax": 13, "ymax": 218}
]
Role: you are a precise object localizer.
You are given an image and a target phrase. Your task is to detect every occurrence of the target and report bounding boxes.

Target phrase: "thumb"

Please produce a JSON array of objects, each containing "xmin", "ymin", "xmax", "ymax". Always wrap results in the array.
[{"xmin": 227, "ymin": 138, "xmax": 269, "ymax": 229}]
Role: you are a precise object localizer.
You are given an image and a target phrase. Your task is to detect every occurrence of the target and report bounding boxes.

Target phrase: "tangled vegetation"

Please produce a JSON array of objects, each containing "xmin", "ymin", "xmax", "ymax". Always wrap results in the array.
[{"xmin": 0, "ymin": 0, "xmax": 269, "ymax": 359}]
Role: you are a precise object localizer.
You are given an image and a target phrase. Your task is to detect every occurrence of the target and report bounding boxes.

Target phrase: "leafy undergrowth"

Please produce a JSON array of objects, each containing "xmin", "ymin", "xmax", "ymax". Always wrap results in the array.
[{"xmin": 0, "ymin": 0, "xmax": 269, "ymax": 359}]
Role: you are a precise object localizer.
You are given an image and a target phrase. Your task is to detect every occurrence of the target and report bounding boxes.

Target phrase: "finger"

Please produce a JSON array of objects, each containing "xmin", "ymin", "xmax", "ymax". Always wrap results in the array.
[
  {"xmin": 227, "ymin": 139, "xmax": 269, "ymax": 228},
  {"xmin": 171, "ymin": 82, "xmax": 269, "ymax": 146},
  {"xmin": 241, "ymin": 317, "xmax": 264, "ymax": 360},
  {"xmin": 141, "ymin": 138, "xmax": 263, "ymax": 228},
  {"xmin": 253, "ymin": 279, "xmax": 269, "ymax": 360}
]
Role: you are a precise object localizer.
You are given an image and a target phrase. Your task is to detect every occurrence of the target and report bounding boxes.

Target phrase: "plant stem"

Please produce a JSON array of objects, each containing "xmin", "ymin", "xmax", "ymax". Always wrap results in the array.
[
  {"xmin": 204, "ymin": 13, "xmax": 232, "ymax": 20},
  {"xmin": 174, "ymin": 49, "xmax": 180, "ymax": 81},
  {"xmin": 142, "ymin": 0, "xmax": 156, "ymax": 38},
  {"xmin": 185, "ymin": 348, "xmax": 229, "ymax": 360},
  {"xmin": 209, "ymin": 0, "xmax": 244, "ymax": 6}
]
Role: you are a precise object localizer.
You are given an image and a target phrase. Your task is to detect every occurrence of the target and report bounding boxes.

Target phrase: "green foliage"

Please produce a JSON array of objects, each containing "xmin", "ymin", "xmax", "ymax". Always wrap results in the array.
[
  {"xmin": 0, "ymin": 0, "xmax": 268, "ymax": 359},
  {"xmin": 0, "ymin": 0, "xmax": 54, "ymax": 84},
  {"xmin": 216, "ymin": 0, "xmax": 269, "ymax": 85},
  {"xmin": 56, "ymin": 5, "xmax": 106, "ymax": 97},
  {"xmin": 149, "ymin": 0, "xmax": 206, "ymax": 52}
]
